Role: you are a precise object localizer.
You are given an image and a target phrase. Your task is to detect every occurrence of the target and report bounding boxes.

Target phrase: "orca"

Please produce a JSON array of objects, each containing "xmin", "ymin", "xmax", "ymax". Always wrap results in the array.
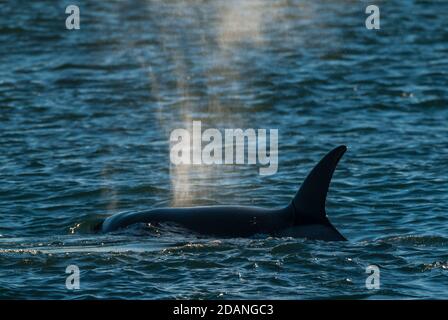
[{"xmin": 101, "ymin": 145, "xmax": 347, "ymax": 241}]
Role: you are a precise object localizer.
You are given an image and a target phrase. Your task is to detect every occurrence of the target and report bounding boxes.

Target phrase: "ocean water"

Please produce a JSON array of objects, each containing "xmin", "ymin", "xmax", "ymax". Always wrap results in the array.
[{"xmin": 0, "ymin": 0, "xmax": 447, "ymax": 299}]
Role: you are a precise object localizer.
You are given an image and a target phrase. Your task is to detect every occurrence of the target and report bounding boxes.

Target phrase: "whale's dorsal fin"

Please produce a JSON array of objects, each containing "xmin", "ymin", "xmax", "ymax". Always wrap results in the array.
[{"xmin": 291, "ymin": 145, "xmax": 347, "ymax": 225}]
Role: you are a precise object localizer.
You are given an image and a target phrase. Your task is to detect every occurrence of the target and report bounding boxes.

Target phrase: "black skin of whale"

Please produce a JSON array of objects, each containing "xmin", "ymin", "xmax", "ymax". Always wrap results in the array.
[{"xmin": 101, "ymin": 145, "xmax": 348, "ymax": 241}]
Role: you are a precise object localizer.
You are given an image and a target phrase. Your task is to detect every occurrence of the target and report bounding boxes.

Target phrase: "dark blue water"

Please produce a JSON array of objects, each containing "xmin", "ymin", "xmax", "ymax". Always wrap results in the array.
[{"xmin": 1, "ymin": 1, "xmax": 447, "ymax": 299}]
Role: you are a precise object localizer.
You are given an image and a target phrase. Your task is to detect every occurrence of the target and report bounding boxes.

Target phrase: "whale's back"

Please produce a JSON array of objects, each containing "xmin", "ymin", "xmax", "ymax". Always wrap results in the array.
[{"xmin": 101, "ymin": 205, "xmax": 291, "ymax": 237}]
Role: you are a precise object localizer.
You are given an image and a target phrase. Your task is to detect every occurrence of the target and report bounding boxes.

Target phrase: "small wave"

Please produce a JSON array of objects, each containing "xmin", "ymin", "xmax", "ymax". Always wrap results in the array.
[
  {"xmin": 376, "ymin": 235, "xmax": 448, "ymax": 246},
  {"xmin": 420, "ymin": 261, "xmax": 448, "ymax": 272},
  {"xmin": 270, "ymin": 242, "xmax": 306, "ymax": 254},
  {"xmin": 162, "ymin": 240, "xmax": 232, "ymax": 254},
  {"xmin": 0, "ymin": 248, "xmax": 41, "ymax": 255}
]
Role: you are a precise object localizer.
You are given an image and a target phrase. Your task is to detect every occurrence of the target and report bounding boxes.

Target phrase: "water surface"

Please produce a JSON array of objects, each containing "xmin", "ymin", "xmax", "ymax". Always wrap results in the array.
[{"xmin": 0, "ymin": 1, "xmax": 447, "ymax": 299}]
